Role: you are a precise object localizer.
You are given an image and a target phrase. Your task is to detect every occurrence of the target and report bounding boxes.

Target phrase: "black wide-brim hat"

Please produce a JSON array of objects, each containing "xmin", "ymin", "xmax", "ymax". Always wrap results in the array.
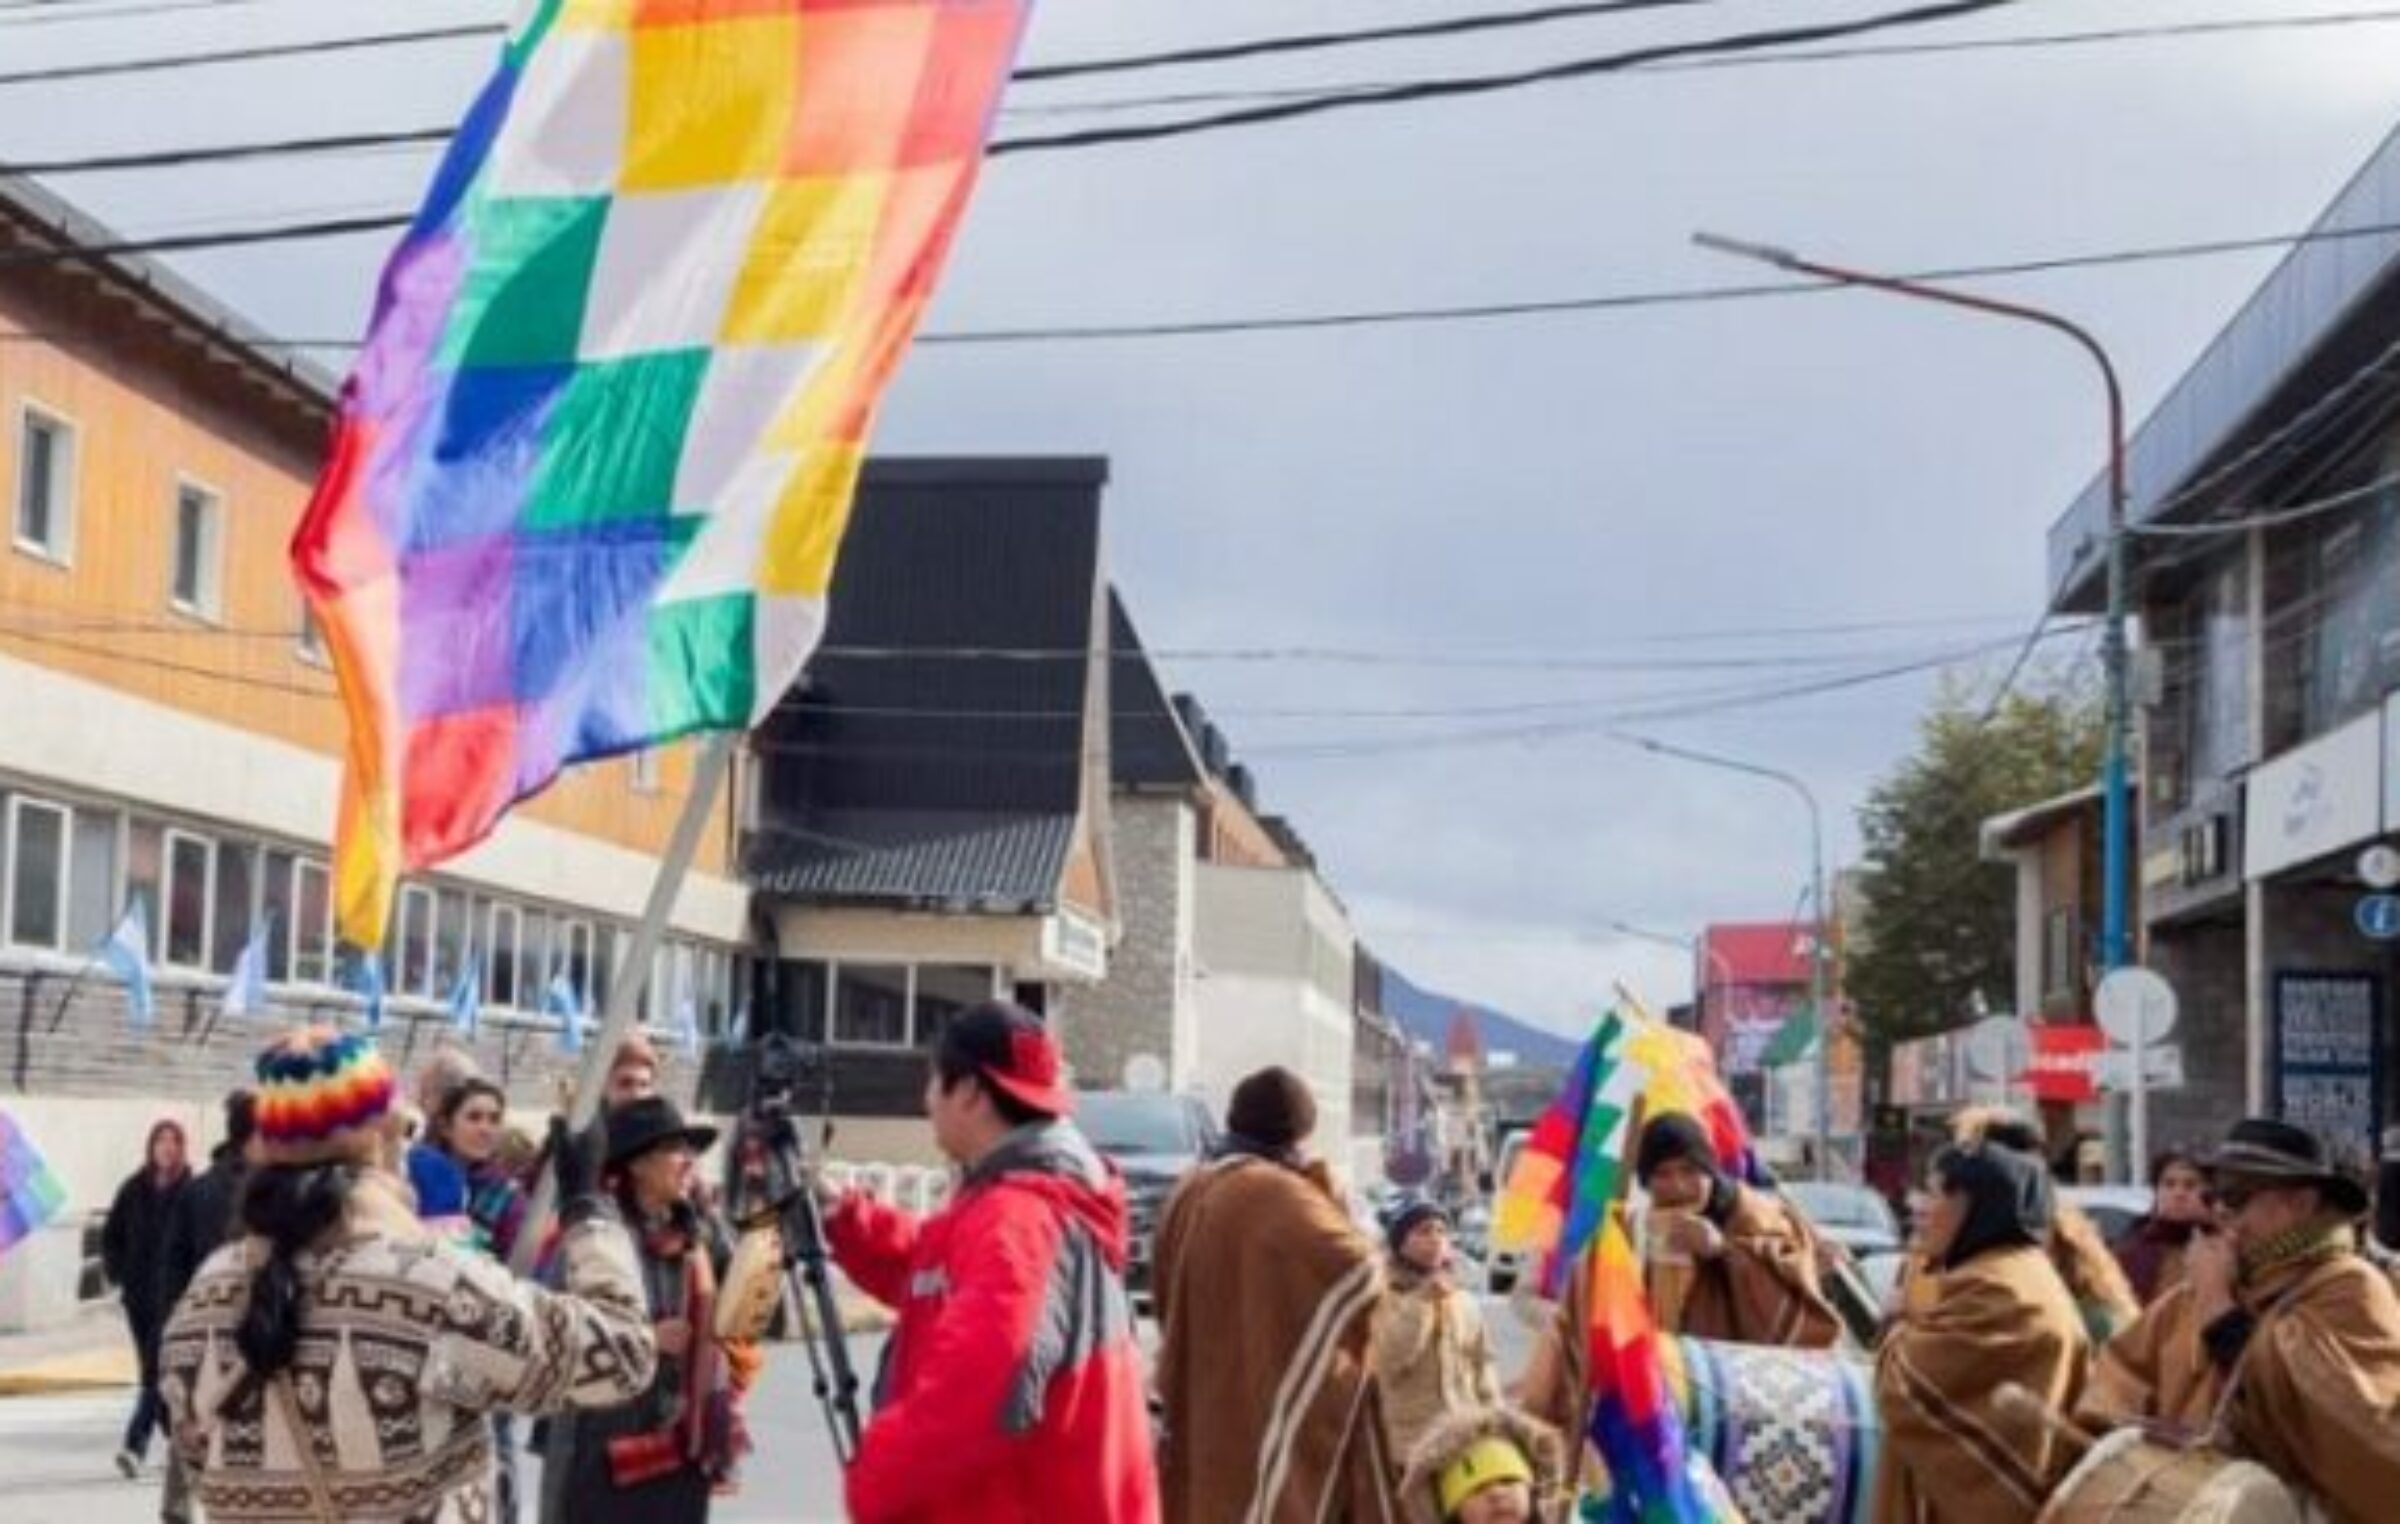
[
  {"xmin": 2206, "ymin": 1117, "xmax": 2370, "ymax": 1217},
  {"xmin": 606, "ymin": 1096, "xmax": 720, "ymax": 1171}
]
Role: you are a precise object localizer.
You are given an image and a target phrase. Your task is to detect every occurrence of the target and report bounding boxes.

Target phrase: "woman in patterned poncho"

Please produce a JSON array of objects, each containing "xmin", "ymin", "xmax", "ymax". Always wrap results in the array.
[{"xmin": 160, "ymin": 1027, "xmax": 657, "ymax": 1524}]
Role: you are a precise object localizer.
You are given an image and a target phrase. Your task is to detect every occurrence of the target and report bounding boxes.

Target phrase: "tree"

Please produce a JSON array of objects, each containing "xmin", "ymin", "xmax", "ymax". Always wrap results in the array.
[{"xmin": 1846, "ymin": 672, "xmax": 2102, "ymax": 1063}]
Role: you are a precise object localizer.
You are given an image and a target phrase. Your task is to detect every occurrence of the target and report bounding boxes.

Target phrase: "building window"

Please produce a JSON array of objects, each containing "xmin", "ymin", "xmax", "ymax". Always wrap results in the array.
[
  {"xmin": 397, "ymin": 885, "xmax": 435, "ymax": 997},
  {"xmin": 13, "ymin": 405, "xmax": 75, "ymax": 563},
  {"xmin": 434, "ymin": 892, "xmax": 470, "ymax": 999},
  {"xmin": 211, "ymin": 842, "xmax": 255, "ymax": 974},
  {"xmin": 125, "ymin": 821, "xmax": 164, "ymax": 961},
  {"xmin": 297, "ymin": 606, "xmax": 330, "ymax": 666},
  {"xmin": 630, "ymin": 749, "xmax": 661, "ymax": 794},
  {"xmin": 521, "ymin": 909, "xmax": 554, "ymax": 1009},
  {"xmin": 488, "ymin": 904, "xmax": 521, "ymax": 1009},
  {"xmin": 914, "ymin": 964, "xmax": 995, "ymax": 1049},
  {"xmin": 163, "ymin": 830, "xmax": 213, "ymax": 970},
  {"xmin": 2041, "ymin": 906, "xmax": 2080, "ymax": 1004},
  {"xmin": 169, "ymin": 481, "xmax": 225, "ymax": 619},
  {"xmin": 6, "ymin": 797, "xmax": 69, "ymax": 951},
  {"xmin": 67, "ymin": 809, "xmax": 116, "ymax": 952},
  {"xmin": 290, "ymin": 859, "xmax": 331, "ymax": 985},
  {"xmin": 563, "ymin": 920, "xmax": 594, "ymax": 1008},
  {"xmin": 832, "ymin": 963, "xmax": 910, "ymax": 1048}
]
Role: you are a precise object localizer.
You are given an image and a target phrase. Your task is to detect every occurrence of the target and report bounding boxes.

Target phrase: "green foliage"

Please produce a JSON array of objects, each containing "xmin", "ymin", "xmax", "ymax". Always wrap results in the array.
[{"xmin": 1847, "ymin": 671, "xmax": 2103, "ymax": 1058}]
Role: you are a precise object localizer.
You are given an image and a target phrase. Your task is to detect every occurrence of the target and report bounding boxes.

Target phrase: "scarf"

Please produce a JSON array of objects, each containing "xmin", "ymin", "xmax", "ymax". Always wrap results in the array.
[{"xmin": 2239, "ymin": 1219, "xmax": 2355, "ymax": 1286}]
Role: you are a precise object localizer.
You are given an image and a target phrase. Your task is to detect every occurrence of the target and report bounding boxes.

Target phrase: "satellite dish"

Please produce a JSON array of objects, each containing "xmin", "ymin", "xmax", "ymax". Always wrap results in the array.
[{"xmin": 1122, "ymin": 1054, "xmax": 1168, "ymax": 1094}]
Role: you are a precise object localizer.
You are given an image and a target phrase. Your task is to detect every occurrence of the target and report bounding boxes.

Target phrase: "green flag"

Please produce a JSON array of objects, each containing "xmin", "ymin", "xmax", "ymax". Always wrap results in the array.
[{"xmin": 1759, "ymin": 1004, "xmax": 1820, "ymax": 1069}]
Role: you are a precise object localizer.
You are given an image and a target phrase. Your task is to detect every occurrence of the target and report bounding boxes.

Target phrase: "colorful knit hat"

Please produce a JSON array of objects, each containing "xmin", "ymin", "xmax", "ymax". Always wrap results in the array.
[{"xmin": 255, "ymin": 1026, "xmax": 398, "ymax": 1167}]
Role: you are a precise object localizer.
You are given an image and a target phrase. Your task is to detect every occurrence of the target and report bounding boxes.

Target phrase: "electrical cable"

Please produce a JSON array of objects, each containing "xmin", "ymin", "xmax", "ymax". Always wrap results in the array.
[
  {"xmin": 1013, "ymin": 7, "xmax": 2400, "ymax": 120},
  {"xmin": 0, "ymin": 23, "xmax": 496, "ymax": 89}
]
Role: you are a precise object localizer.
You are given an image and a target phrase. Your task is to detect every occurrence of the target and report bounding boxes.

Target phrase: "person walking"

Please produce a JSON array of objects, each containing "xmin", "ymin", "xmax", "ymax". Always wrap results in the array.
[
  {"xmin": 1373, "ymin": 1199, "xmax": 1500, "ymax": 1466},
  {"xmin": 159, "ymin": 1026, "xmax": 658, "ymax": 1523},
  {"xmin": 103, "ymin": 1117, "xmax": 190, "ymax": 1480},
  {"xmin": 1872, "ymin": 1139, "xmax": 2087, "ymax": 1524},
  {"xmin": 1153, "ymin": 1066, "xmax": 1397, "ymax": 1524},
  {"xmin": 821, "ymin": 1001, "xmax": 1158, "ymax": 1524},
  {"xmin": 537, "ymin": 1096, "xmax": 753, "ymax": 1524},
  {"xmin": 2112, "ymin": 1147, "xmax": 2210, "ymax": 1306},
  {"xmin": 432, "ymin": 1077, "xmax": 534, "ymax": 1523},
  {"xmin": 154, "ymin": 1090, "xmax": 255, "ymax": 1524}
]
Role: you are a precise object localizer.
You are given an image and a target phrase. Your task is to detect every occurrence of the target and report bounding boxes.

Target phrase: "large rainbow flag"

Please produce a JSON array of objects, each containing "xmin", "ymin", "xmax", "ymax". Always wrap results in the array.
[
  {"xmin": 293, "ymin": 0, "xmax": 1034, "ymax": 949},
  {"xmin": 0, "ymin": 1111, "xmax": 67, "ymax": 1258},
  {"xmin": 1583, "ymin": 1217, "xmax": 1736, "ymax": 1524}
]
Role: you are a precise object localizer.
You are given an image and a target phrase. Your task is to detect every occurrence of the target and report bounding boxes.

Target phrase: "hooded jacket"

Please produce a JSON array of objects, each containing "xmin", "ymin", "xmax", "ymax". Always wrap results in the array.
[
  {"xmin": 827, "ymin": 1121, "xmax": 1159, "ymax": 1524},
  {"xmin": 1396, "ymin": 1407, "xmax": 1566, "ymax": 1524}
]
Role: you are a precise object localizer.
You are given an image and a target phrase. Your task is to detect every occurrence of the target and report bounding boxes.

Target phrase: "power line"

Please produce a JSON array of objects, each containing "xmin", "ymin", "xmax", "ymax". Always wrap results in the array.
[
  {"xmin": 4, "ymin": 127, "xmax": 454, "ymax": 179},
  {"xmin": 1014, "ymin": 7, "xmax": 2400, "ymax": 119},
  {"xmin": 1011, "ymin": 0, "xmax": 1728, "ymax": 83},
  {"xmin": 986, "ymin": 0, "xmax": 2026, "ymax": 156},
  {"xmin": 0, "ymin": 23, "xmax": 494, "ymax": 90},
  {"xmin": 11, "ymin": 214, "xmax": 2400, "ymax": 352},
  {"xmin": 0, "ymin": 0, "xmax": 290, "ymax": 25}
]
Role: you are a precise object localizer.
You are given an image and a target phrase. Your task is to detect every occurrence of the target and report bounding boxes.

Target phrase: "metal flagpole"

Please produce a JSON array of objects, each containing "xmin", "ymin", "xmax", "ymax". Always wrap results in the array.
[{"xmin": 510, "ymin": 730, "xmax": 737, "ymax": 1276}]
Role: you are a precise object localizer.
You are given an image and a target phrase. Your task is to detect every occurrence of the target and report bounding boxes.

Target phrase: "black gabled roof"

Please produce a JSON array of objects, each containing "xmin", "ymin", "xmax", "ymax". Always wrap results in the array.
[
  {"xmin": 745, "ymin": 458, "xmax": 1109, "ymax": 910},
  {"xmin": 746, "ymin": 811, "xmax": 1078, "ymax": 913},
  {"xmin": 1108, "ymin": 591, "xmax": 1205, "ymax": 792}
]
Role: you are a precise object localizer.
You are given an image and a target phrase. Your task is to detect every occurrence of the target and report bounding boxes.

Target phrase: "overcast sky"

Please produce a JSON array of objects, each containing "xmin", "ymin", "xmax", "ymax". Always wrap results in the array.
[{"xmin": 7, "ymin": 0, "xmax": 2398, "ymax": 1035}]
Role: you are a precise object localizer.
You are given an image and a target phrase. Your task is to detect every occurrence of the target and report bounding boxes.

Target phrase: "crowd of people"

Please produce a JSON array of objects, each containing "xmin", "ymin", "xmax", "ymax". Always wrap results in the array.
[{"xmin": 87, "ymin": 1004, "xmax": 2400, "ymax": 1523}]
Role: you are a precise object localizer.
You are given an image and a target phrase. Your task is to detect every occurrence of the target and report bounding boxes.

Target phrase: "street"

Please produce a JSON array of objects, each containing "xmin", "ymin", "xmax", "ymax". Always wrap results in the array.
[{"xmin": 0, "ymin": 1300, "xmax": 1542, "ymax": 1522}]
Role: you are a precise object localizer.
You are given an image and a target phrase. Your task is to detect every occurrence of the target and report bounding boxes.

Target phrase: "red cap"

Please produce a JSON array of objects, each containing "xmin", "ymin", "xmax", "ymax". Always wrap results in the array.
[{"xmin": 951, "ymin": 1003, "xmax": 1074, "ymax": 1116}]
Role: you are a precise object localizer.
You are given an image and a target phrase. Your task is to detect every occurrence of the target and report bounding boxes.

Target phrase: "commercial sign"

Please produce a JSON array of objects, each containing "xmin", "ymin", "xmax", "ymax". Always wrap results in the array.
[
  {"xmin": 2021, "ymin": 1025, "xmax": 2104, "ymax": 1104},
  {"xmin": 2246, "ymin": 712, "xmax": 2382, "ymax": 880},
  {"xmin": 1040, "ymin": 909, "xmax": 1109, "ymax": 982},
  {"xmin": 2273, "ymin": 972, "xmax": 2383, "ymax": 1166}
]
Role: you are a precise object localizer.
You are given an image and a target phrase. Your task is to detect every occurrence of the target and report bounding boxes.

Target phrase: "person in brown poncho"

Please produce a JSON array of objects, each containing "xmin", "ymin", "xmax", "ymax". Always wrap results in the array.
[
  {"xmin": 2078, "ymin": 1117, "xmax": 2400, "ymax": 1524},
  {"xmin": 1515, "ymin": 1114, "xmax": 1839, "ymax": 1458},
  {"xmin": 1953, "ymin": 1107, "xmax": 2140, "ymax": 1343},
  {"xmin": 1873, "ymin": 1139, "xmax": 2087, "ymax": 1524},
  {"xmin": 1153, "ymin": 1067, "xmax": 1400, "ymax": 1524}
]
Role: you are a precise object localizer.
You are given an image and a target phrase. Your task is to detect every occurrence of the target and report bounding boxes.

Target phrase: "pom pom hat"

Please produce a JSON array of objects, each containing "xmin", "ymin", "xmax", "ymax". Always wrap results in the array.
[{"xmin": 255, "ymin": 1026, "xmax": 399, "ymax": 1167}]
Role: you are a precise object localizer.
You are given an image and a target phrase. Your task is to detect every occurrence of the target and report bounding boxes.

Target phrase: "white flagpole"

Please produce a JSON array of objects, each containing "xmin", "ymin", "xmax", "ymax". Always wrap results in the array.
[{"xmin": 510, "ymin": 732, "xmax": 735, "ymax": 1275}]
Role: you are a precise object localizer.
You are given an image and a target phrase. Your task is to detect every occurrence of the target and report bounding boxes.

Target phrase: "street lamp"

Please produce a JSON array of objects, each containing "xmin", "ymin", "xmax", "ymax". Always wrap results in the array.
[
  {"xmin": 1690, "ymin": 231, "xmax": 2133, "ymax": 982},
  {"xmin": 1606, "ymin": 920, "xmax": 1735, "ymax": 1034},
  {"xmin": 1613, "ymin": 732, "xmax": 1833, "ymax": 1175}
]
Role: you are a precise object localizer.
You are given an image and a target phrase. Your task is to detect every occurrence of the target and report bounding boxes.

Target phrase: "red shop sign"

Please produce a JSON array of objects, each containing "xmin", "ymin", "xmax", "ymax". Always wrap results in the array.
[{"xmin": 2021, "ymin": 1025, "xmax": 2104, "ymax": 1104}]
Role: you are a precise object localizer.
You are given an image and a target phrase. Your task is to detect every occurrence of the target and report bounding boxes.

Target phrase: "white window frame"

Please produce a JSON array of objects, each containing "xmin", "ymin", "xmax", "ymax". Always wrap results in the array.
[
  {"xmin": 397, "ymin": 885, "xmax": 437, "ymax": 999},
  {"xmin": 161, "ymin": 828, "xmax": 216, "ymax": 973},
  {"xmin": 286, "ymin": 857, "xmax": 333, "ymax": 987},
  {"xmin": 487, "ymin": 903, "xmax": 522, "ymax": 1010},
  {"xmin": 12, "ymin": 400, "xmax": 78, "ymax": 567},
  {"xmin": 4, "ymin": 796, "xmax": 72, "ymax": 953},
  {"xmin": 823, "ymin": 961, "xmax": 1001, "ymax": 1052},
  {"xmin": 168, "ymin": 476, "xmax": 228, "ymax": 621}
]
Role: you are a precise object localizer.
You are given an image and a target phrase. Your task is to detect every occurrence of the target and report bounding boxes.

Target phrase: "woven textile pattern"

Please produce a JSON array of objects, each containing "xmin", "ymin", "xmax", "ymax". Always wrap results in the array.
[{"xmin": 291, "ymin": 0, "xmax": 1034, "ymax": 949}]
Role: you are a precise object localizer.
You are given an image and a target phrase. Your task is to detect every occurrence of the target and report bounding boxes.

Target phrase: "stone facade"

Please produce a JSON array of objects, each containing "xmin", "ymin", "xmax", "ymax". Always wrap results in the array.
[
  {"xmin": 2142, "ymin": 915, "xmax": 2247, "ymax": 1155},
  {"xmin": 1056, "ymin": 796, "xmax": 1195, "ymax": 1092}
]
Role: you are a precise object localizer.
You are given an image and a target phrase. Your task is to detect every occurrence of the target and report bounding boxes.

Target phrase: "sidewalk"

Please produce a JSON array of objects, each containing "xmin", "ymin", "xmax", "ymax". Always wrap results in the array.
[{"xmin": 0, "ymin": 1306, "xmax": 135, "ymax": 1397}]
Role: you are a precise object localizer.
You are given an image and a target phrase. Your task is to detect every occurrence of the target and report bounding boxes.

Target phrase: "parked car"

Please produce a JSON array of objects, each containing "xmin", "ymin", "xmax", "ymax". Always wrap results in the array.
[
  {"xmin": 1779, "ymin": 1180, "xmax": 1903, "ymax": 1258},
  {"xmin": 2061, "ymin": 1184, "xmax": 2154, "ymax": 1248},
  {"xmin": 1074, "ymin": 1089, "xmax": 1219, "ymax": 1306}
]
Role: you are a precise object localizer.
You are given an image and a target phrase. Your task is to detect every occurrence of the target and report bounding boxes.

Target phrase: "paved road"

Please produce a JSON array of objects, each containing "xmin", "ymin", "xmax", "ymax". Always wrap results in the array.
[{"xmin": 0, "ymin": 1299, "xmax": 1541, "ymax": 1523}]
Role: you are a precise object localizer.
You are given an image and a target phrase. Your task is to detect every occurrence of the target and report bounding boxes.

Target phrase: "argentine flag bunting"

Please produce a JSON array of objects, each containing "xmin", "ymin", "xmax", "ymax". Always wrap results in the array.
[{"xmin": 98, "ymin": 902, "xmax": 153, "ymax": 1032}]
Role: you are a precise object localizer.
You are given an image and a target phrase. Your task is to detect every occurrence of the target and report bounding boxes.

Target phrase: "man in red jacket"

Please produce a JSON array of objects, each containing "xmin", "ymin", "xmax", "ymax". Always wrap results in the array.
[{"xmin": 825, "ymin": 1001, "xmax": 1161, "ymax": 1524}]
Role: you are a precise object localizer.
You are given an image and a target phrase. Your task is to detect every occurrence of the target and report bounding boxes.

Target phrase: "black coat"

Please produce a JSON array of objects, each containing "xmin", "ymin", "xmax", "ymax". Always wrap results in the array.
[
  {"xmin": 157, "ymin": 1146, "xmax": 246, "ymax": 1318},
  {"xmin": 101, "ymin": 1168, "xmax": 186, "ymax": 1326}
]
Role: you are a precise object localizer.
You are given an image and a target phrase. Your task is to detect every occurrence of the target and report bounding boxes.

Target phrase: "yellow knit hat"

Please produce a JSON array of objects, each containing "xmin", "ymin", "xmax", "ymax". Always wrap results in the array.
[{"xmin": 1437, "ymin": 1436, "xmax": 1534, "ymax": 1517}]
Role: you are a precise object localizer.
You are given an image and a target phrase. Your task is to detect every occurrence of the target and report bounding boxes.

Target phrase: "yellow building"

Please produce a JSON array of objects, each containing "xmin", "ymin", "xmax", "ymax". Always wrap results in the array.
[{"xmin": 0, "ymin": 175, "xmax": 751, "ymax": 1325}]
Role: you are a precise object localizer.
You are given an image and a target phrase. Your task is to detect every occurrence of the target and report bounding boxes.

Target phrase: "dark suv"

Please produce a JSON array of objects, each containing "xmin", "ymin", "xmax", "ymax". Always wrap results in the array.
[{"xmin": 1076, "ymin": 1089, "xmax": 1218, "ymax": 1305}]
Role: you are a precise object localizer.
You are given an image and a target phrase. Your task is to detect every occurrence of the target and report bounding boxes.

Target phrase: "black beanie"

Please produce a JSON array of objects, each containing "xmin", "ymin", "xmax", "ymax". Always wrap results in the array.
[
  {"xmin": 1227, "ymin": 1067, "xmax": 1317, "ymax": 1150},
  {"xmin": 1635, "ymin": 1113, "xmax": 1720, "ymax": 1187},
  {"xmin": 1385, "ymin": 1197, "xmax": 1450, "ymax": 1257}
]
